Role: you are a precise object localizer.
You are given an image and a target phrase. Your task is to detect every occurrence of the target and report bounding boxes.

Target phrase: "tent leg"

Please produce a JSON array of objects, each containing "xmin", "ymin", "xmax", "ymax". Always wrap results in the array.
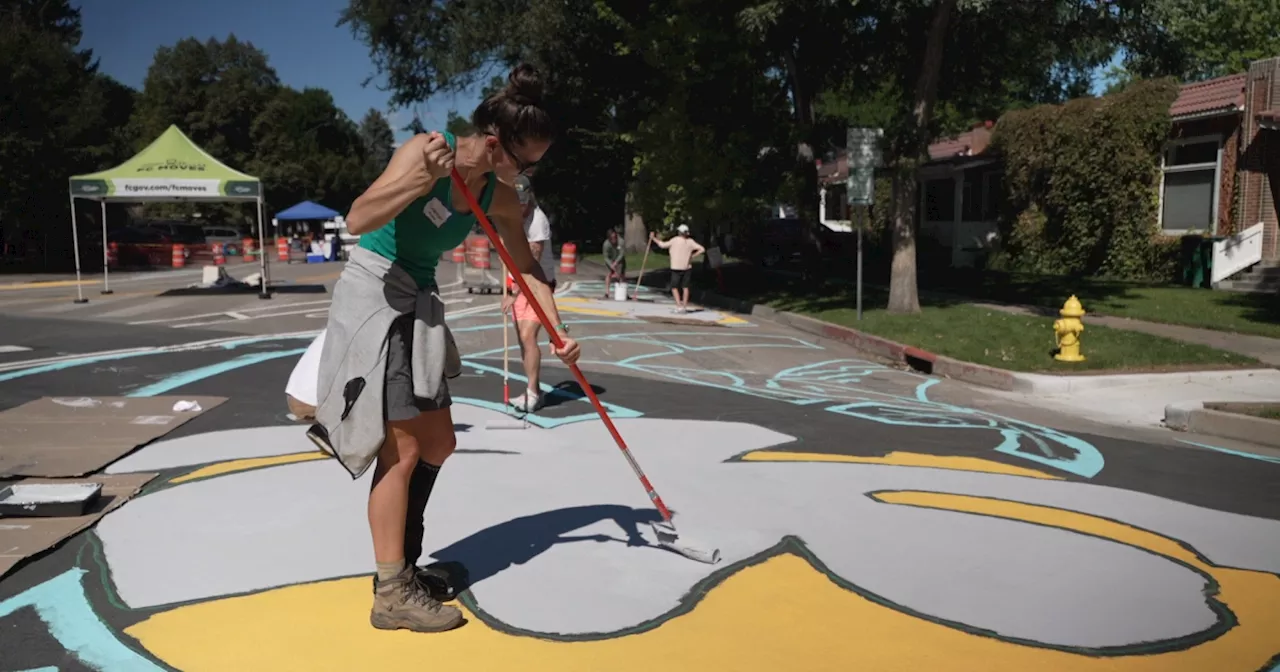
[
  {"xmin": 100, "ymin": 199, "xmax": 113, "ymax": 294},
  {"xmin": 69, "ymin": 195, "xmax": 88, "ymax": 304},
  {"xmin": 257, "ymin": 196, "xmax": 271, "ymax": 300}
]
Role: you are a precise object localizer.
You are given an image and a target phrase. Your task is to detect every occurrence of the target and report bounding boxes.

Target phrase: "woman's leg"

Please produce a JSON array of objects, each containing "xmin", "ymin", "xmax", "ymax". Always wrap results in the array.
[
  {"xmin": 367, "ymin": 409, "xmax": 462, "ymax": 631},
  {"xmin": 366, "ymin": 314, "xmax": 463, "ymax": 632},
  {"xmin": 402, "ymin": 406, "xmax": 458, "ymax": 570}
]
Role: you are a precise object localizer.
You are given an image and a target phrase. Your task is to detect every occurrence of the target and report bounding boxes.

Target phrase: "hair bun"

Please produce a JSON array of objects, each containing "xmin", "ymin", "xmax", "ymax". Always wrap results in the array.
[{"xmin": 504, "ymin": 63, "xmax": 544, "ymax": 107}]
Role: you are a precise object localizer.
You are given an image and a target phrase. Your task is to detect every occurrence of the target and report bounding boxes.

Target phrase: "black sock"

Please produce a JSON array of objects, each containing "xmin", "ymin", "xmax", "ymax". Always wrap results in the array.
[{"xmin": 403, "ymin": 460, "xmax": 441, "ymax": 569}]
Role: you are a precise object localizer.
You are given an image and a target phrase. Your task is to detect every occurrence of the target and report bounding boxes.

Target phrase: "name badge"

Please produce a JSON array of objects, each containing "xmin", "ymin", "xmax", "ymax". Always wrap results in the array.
[{"xmin": 423, "ymin": 198, "xmax": 451, "ymax": 227}]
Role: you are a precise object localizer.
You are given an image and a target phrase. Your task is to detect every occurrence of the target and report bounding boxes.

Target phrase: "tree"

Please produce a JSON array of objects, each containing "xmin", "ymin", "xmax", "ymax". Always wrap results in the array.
[
  {"xmin": 822, "ymin": 0, "xmax": 1135, "ymax": 313},
  {"xmin": 130, "ymin": 35, "xmax": 280, "ymax": 170},
  {"xmin": 357, "ymin": 108, "xmax": 395, "ymax": 180},
  {"xmin": 249, "ymin": 87, "xmax": 368, "ymax": 213},
  {"xmin": 886, "ymin": 0, "xmax": 956, "ymax": 314},
  {"xmin": 1121, "ymin": 0, "xmax": 1280, "ymax": 80},
  {"xmin": 340, "ymin": 0, "xmax": 656, "ymax": 241},
  {"xmin": 0, "ymin": 0, "xmax": 134, "ymax": 270}
]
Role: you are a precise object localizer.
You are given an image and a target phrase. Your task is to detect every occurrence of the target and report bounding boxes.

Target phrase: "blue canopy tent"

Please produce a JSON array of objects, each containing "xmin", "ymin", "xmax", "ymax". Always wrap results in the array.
[
  {"xmin": 274, "ymin": 201, "xmax": 343, "ymax": 262},
  {"xmin": 275, "ymin": 200, "xmax": 340, "ymax": 221}
]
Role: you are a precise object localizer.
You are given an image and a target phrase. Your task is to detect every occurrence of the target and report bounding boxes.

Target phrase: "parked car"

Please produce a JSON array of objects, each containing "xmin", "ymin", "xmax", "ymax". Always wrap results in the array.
[
  {"xmin": 140, "ymin": 220, "xmax": 205, "ymax": 246},
  {"xmin": 202, "ymin": 226, "xmax": 244, "ymax": 256},
  {"xmin": 107, "ymin": 227, "xmax": 184, "ymax": 267}
]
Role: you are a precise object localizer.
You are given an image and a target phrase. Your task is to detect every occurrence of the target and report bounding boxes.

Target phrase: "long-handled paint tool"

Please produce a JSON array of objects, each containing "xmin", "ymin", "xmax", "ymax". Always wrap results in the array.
[
  {"xmin": 487, "ymin": 260, "xmax": 528, "ymax": 430},
  {"xmin": 451, "ymin": 168, "xmax": 720, "ymax": 565},
  {"xmin": 632, "ymin": 237, "xmax": 651, "ymax": 301}
]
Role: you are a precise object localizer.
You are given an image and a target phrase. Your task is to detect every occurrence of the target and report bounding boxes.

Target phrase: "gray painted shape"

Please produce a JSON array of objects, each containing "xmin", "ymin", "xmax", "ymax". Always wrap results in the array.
[{"xmin": 94, "ymin": 418, "xmax": 1280, "ymax": 648}]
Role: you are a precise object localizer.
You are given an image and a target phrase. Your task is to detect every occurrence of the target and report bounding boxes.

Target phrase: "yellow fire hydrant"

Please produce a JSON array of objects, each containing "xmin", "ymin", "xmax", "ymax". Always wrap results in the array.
[{"xmin": 1053, "ymin": 295, "xmax": 1086, "ymax": 362}]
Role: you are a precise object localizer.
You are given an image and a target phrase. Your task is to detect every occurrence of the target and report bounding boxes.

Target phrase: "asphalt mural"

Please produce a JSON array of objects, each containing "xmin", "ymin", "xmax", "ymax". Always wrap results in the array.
[{"xmin": 2, "ymin": 283, "xmax": 1279, "ymax": 671}]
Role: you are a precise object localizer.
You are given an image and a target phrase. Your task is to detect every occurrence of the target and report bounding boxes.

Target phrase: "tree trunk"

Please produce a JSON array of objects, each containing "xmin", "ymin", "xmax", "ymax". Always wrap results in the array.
[
  {"xmin": 783, "ymin": 49, "xmax": 824, "ymax": 278},
  {"xmin": 887, "ymin": 0, "xmax": 956, "ymax": 314}
]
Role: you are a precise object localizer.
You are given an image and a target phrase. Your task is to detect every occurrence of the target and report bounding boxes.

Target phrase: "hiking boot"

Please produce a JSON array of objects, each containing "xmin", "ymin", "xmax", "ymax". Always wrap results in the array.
[
  {"xmin": 371, "ymin": 562, "xmax": 466, "ymax": 602},
  {"xmin": 370, "ymin": 566, "xmax": 464, "ymax": 633}
]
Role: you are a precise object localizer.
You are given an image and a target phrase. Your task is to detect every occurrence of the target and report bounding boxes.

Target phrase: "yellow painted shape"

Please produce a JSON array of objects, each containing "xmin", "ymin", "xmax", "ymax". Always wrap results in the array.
[
  {"xmin": 0, "ymin": 278, "xmax": 95, "ymax": 290},
  {"xmin": 555, "ymin": 304, "xmax": 628, "ymax": 317},
  {"xmin": 716, "ymin": 315, "xmax": 749, "ymax": 325},
  {"xmin": 170, "ymin": 451, "xmax": 330, "ymax": 484},
  {"xmin": 740, "ymin": 449, "xmax": 1062, "ymax": 480},
  {"xmin": 125, "ymin": 520, "xmax": 1280, "ymax": 672}
]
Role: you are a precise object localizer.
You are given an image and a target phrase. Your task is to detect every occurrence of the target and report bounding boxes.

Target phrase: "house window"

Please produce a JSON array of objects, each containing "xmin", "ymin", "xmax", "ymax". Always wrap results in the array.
[
  {"xmin": 923, "ymin": 178, "xmax": 955, "ymax": 221},
  {"xmin": 1160, "ymin": 137, "xmax": 1221, "ymax": 232}
]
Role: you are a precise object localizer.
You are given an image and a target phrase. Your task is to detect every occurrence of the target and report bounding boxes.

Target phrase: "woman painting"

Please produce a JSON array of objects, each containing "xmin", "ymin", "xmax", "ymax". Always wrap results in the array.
[{"xmin": 308, "ymin": 63, "xmax": 580, "ymax": 633}]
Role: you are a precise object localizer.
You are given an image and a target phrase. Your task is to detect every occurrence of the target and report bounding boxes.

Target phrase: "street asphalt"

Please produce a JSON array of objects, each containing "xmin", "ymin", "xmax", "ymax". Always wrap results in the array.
[{"xmin": 1, "ymin": 259, "xmax": 1278, "ymax": 671}]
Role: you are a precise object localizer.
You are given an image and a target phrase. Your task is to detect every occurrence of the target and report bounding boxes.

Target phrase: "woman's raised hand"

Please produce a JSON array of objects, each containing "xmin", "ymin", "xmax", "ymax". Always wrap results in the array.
[{"xmin": 420, "ymin": 132, "xmax": 455, "ymax": 181}]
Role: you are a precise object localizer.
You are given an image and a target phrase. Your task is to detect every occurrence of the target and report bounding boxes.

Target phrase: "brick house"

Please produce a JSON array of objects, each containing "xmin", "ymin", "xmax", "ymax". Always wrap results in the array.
[{"xmin": 817, "ymin": 59, "xmax": 1280, "ymax": 279}]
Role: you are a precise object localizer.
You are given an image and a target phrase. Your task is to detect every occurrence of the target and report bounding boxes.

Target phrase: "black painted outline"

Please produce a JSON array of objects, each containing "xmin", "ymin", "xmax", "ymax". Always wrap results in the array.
[
  {"xmin": 862, "ymin": 489, "xmax": 1273, "ymax": 657},
  {"xmin": 45, "ymin": 495, "xmax": 1280, "ymax": 668}
]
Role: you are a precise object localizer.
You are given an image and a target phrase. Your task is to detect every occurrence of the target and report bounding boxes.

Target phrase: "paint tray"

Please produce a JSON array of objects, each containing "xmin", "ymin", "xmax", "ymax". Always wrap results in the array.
[{"xmin": 0, "ymin": 482, "xmax": 102, "ymax": 517}]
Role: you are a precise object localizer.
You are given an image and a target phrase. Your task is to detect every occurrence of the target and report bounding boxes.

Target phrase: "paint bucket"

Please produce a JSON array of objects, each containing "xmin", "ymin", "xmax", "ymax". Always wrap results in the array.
[{"xmin": 612, "ymin": 281, "xmax": 627, "ymax": 301}]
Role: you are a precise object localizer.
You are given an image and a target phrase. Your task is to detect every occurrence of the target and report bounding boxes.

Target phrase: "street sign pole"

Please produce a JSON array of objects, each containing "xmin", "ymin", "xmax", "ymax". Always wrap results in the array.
[
  {"xmin": 856, "ymin": 206, "xmax": 863, "ymax": 321},
  {"xmin": 846, "ymin": 127, "xmax": 882, "ymax": 322}
]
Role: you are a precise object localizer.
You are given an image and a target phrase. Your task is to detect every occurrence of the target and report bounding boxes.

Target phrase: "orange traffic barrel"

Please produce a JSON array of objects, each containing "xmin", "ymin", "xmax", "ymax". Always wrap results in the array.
[
  {"xmin": 172, "ymin": 244, "xmax": 185, "ymax": 268},
  {"xmin": 559, "ymin": 242, "xmax": 577, "ymax": 274}
]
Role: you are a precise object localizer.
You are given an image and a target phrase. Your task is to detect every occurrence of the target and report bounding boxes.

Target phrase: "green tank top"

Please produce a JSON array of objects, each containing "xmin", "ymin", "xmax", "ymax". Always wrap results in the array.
[{"xmin": 358, "ymin": 130, "xmax": 498, "ymax": 289}]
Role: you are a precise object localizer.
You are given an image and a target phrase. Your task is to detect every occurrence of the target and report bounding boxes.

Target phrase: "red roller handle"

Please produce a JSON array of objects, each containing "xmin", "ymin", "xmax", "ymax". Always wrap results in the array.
[{"xmin": 449, "ymin": 168, "xmax": 674, "ymax": 523}]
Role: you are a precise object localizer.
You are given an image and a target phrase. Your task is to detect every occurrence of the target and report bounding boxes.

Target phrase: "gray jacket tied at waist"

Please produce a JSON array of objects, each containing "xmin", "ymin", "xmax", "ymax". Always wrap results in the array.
[{"xmin": 313, "ymin": 246, "xmax": 460, "ymax": 478}]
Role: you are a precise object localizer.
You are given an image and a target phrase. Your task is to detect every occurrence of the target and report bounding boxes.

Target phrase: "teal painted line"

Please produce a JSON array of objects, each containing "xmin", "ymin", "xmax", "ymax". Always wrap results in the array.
[
  {"xmin": 459, "ymin": 361, "xmax": 644, "ymax": 427},
  {"xmin": 0, "ymin": 569, "xmax": 164, "ymax": 671},
  {"xmin": 126, "ymin": 349, "xmax": 308, "ymax": 397},
  {"xmin": 0, "ymin": 333, "xmax": 318, "ymax": 384},
  {"xmin": 1177, "ymin": 439, "xmax": 1280, "ymax": 465},
  {"xmin": 0, "ymin": 349, "xmax": 162, "ymax": 383},
  {"xmin": 915, "ymin": 378, "xmax": 940, "ymax": 401},
  {"xmin": 17, "ymin": 667, "xmax": 60, "ymax": 672}
]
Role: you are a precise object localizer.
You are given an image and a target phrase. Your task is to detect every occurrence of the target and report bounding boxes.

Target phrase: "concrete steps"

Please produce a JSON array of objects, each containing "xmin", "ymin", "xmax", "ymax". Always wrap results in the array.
[{"xmin": 1217, "ymin": 261, "xmax": 1280, "ymax": 293}]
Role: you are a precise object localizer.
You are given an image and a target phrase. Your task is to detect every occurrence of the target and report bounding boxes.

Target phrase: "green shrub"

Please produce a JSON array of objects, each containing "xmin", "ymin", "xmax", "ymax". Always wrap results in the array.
[{"xmin": 990, "ymin": 77, "xmax": 1181, "ymax": 281}]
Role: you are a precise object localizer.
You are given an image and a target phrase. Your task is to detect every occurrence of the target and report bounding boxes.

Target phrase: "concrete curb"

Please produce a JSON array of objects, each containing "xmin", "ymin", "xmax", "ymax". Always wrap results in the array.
[
  {"xmin": 692, "ymin": 287, "xmax": 1278, "ymax": 394},
  {"xmin": 1163, "ymin": 402, "xmax": 1280, "ymax": 448}
]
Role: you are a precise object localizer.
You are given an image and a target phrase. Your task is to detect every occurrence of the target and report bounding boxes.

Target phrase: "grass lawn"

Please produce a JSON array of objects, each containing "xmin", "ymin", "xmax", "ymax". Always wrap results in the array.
[
  {"xmin": 920, "ymin": 270, "xmax": 1280, "ymax": 340},
  {"xmin": 1205, "ymin": 403, "xmax": 1280, "ymax": 421},
  {"xmin": 708, "ymin": 267, "xmax": 1260, "ymax": 373}
]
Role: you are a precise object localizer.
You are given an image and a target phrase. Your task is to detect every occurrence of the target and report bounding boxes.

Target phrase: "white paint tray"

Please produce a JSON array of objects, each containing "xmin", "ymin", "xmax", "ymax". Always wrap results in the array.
[{"xmin": 0, "ymin": 482, "xmax": 103, "ymax": 517}]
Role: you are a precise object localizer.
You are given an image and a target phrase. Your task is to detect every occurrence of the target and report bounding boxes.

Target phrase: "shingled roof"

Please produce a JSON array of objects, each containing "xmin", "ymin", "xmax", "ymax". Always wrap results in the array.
[
  {"xmin": 926, "ymin": 73, "xmax": 1248, "ymax": 161},
  {"xmin": 1170, "ymin": 72, "xmax": 1246, "ymax": 120}
]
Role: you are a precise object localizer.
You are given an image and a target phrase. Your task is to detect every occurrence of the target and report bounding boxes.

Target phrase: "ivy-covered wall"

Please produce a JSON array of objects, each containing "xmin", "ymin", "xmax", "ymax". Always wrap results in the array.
[{"xmin": 987, "ymin": 77, "xmax": 1183, "ymax": 281}]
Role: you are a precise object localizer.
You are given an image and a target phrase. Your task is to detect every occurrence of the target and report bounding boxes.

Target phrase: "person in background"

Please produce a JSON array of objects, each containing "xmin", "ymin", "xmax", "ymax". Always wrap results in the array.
[
  {"xmin": 601, "ymin": 228, "xmax": 625, "ymax": 297},
  {"xmin": 650, "ymin": 224, "xmax": 704, "ymax": 313},
  {"xmin": 502, "ymin": 175, "xmax": 556, "ymax": 412}
]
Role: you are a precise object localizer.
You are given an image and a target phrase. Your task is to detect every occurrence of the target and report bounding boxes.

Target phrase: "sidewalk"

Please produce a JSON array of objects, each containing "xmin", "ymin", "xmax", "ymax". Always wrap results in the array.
[
  {"xmin": 973, "ymin": 302, "xmax": 1280, "ymax": 367},
  {"xmin": 685, "ymin": 285, "xmax": 1280, "ymax": 435}
]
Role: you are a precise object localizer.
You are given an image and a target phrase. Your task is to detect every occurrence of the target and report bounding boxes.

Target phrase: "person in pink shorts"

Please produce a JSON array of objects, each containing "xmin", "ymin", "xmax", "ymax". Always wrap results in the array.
[{"xmin": 502, "ymin": 176, "xmax": 557, "ymax": 412}]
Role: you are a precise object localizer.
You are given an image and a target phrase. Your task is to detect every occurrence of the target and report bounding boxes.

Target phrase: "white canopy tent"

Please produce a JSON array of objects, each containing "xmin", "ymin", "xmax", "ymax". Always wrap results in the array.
[{"xmin": 67, "ymin": 125, "xmax": 270, "ymax": 301}]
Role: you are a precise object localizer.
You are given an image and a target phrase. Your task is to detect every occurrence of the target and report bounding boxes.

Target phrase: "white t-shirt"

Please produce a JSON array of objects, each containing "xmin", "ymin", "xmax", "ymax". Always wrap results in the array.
[{"xmin": 513, "ymin": 205, "xmax": 555, "ymax": 283}]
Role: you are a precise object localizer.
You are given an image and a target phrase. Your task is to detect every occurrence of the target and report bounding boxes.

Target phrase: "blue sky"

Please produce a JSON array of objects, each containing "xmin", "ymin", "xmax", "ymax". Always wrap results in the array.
[{"xmin": 75, "ymin": 0, "xmax": 483, "ymax": 143}]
